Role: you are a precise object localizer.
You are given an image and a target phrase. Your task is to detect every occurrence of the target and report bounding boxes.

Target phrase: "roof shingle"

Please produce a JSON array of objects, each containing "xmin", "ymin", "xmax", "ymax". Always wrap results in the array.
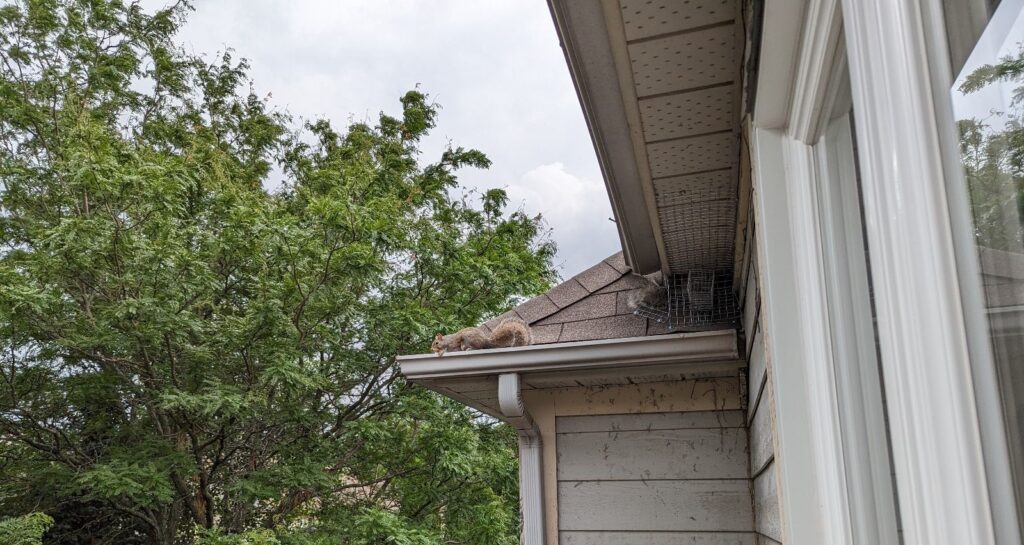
[
  {"xmin": 574, "ymin": 261, "xmax": 622, "ymax": 292},
  {"xmin": 545, "ymin": 279, "xmax": 590, "ymax": 308},
  {"xmin": 558, "ymin": 314, "xmax": 648, "ymax": 342},
  {"xmin": 479, "ymin": 252, "xmax": 675, "ymax": 346},
  {"xmin": 536, "ymin": 293, "xmax": 617, "ymax": 325}
]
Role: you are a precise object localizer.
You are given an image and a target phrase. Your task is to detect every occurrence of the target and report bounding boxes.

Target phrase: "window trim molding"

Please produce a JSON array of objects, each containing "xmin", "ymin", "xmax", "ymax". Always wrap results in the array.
[
  {"xmin": 750, "ymin": 125, "xmax": 830, "ymax": 545},
  {"xmin": 922, "ymin": 0, "xmax": 1023, "ymax": 541},
  {"xmin": 814, "ymin": 110, "xmax": 901, "ymax": 545},
  {"xmin": 840, "ymin": 0, "xmax": 1009, "ymax": 543},
  {"xmin": 750, "ymin": 2, "xmax": 904, "ymax": 544}
]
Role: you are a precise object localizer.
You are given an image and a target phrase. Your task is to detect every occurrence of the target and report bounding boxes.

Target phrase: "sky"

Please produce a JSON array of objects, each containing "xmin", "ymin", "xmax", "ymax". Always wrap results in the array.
[
  {"xmin": 952, "ymin": 0, "xmax": 1024, "ymax": 127},
  {"xmin": 138, "ymin": 0, "xmax": 621, "ymax": 278}
]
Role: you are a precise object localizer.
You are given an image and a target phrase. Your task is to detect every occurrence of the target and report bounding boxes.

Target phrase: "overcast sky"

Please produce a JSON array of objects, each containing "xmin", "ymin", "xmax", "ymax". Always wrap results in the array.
[{"xmin": 140, "ymin": 0, "xmax": 620, "ymax": 278}]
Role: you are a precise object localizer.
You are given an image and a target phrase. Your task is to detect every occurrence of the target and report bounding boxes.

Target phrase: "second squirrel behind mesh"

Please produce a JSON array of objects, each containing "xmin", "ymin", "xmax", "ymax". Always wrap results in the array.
[{"xmin": 626, "ymin": 281, "xmax": 668, "ymax": 311}]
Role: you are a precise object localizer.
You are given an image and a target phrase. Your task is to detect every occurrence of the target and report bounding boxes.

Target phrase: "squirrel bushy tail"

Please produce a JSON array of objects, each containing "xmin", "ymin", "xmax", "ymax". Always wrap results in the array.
[
  {"xmin": 488, "ymin": 317, "xmax": 532, "ymax": 348},
  {"xmin": 431, "ymin": 317, "xmax": 533, "ymax": 356}
]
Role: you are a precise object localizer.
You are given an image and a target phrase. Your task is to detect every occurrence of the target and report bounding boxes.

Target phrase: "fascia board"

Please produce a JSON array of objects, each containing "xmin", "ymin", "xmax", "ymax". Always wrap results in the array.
[{"xmin": 546, "ymin": 0, "xmax": 663, "ymax": 274}]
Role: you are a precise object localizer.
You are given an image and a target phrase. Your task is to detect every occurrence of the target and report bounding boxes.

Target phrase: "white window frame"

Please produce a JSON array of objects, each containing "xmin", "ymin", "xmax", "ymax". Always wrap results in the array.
[
  {"xmin": 841, "ymin": 0, "xmax": 1023, "ymax": 544},
  {"xmin": 816, "ymin": 109, "xmax": 904, "ymax": 545},
  {"xmin": 748, "ymin": 0, "xmax": 1024, "ymax": 542},
  {"xmin": 749, "ymin": 0, "xmax": 1024, "ymax": 542},
  {"xmin": 753, "ymin": 0, "xmax": 1021, "ymax": 544},
  {"xmin": 750, "ymin": 1, "xmax": 900, "ymax": 544},
  {"xmin": 940, "ymin": 0, "xmax": 1024, "ymax": 539}
]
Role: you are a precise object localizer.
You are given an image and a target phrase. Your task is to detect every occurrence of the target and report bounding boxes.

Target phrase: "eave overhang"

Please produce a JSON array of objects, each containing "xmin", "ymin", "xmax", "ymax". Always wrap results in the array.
[
  {"xmin": 547, "ymin": 0, "xmax": 664, "ymax": 275},
  {"xmin": 547, "ymin": 0, "xmax": 745, "ymax": 277},
  {"xmin": 399, "ymin": 330, "xmax": 741, "ymax": 418}
]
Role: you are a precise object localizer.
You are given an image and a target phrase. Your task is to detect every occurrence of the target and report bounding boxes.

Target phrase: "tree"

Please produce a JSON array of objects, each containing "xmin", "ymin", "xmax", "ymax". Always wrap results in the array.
[
  {"xmin": 0, "ymin": 513, "xmax": 54, "ymax": 545},
  {"xmin": 958, "ymin": 47, "xmax": 1024, "ymax": 252},
  {"xmin": 0, "ymin": 1, "xmax": 555, "ymax": 544}
]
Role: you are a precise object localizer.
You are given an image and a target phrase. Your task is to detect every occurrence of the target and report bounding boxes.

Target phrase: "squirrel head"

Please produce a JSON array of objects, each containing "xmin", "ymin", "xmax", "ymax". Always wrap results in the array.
[{"xmin": 430, "ymin": 333, "xmax": 446, "ymax": 355}]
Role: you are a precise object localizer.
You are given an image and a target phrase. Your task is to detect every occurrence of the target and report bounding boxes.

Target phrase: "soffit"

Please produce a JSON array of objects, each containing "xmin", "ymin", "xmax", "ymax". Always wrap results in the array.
[
  {"xmin": 549, "ymin": 0, "xmax": 744, "ymax": 275},
  {"xmin": 620, "ymin": 0, "xmax": 742, "ymax": 274}
]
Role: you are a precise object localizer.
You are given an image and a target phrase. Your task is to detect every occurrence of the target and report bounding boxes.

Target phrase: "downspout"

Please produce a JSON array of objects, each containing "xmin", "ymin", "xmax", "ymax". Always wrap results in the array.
[{"xmin": 498, "ymin": 373, "xmax": 545, "ymax": 545}]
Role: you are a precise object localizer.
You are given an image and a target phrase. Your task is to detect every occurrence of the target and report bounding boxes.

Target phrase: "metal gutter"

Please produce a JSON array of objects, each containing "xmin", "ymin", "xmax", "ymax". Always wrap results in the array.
[{"xmin": 398, "ymin": 330, "xmax": 739, "ymax": 380}]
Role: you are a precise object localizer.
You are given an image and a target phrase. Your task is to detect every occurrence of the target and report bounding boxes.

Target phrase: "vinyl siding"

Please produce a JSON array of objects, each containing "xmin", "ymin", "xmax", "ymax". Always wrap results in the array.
[
  {"xmin": 742, "ymin": 220, "xmax": 784, "ymax": 545},
  {"xmin": 555, "ymin": 411, "xmax": 755, "ymax": 544}
]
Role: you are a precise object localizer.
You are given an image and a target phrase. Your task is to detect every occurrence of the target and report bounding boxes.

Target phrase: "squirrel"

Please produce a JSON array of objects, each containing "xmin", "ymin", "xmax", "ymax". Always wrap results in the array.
[
  {"xmin": 626, "ymin": 279, "xmax": 668, "ymax": 311},
  {"xmin": 431, "ymin": 317, "xmax": 533, "ymax": 356}
]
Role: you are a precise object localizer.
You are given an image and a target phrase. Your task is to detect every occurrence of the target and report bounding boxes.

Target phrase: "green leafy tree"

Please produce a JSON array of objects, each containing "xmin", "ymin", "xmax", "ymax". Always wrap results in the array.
[
  {"xmin": 0, "ymin": 1, "xmax": 555, "ymax": 544},
  {"xmin": 0, "ymin": 513, "xmax": 54, "ymax": 545}
]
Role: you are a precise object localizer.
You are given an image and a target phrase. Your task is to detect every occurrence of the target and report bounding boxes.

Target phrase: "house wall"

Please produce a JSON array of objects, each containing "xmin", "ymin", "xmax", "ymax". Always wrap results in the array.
[
  {"xmin": 741, "ymin": 187, "xmax": 784, "ymax": 545},
  {"xmin": 522, "ymin": 378, "xmax": 752, "ymax": 545}
]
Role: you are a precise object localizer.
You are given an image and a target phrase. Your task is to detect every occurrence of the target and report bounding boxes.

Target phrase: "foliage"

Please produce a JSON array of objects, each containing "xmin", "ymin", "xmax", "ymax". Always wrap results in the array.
[
  {"xmin": 0, "ymin": 1, "xmax": 555, "ymax": 544},
  {"xmin": 957, "ymin": 47, "xmax": 1024, "ymax": 252},
  {"xmin": 0, "ymin": 513, "xmax": 54, "ymax": 545}
]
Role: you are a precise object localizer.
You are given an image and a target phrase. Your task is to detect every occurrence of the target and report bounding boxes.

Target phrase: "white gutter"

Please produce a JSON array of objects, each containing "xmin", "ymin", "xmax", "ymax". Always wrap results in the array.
[
  {"xmin": 498, "ymin": 373, "xmax": 545, "ymax": 545},
  {"xmin": 399, "ymin": 330, "xmax": 738, "ymax": 380}
]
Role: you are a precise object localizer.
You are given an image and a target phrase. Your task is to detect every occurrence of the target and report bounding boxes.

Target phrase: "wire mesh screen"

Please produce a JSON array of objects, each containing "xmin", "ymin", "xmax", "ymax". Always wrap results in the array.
[
  {"xmin": 632, "ymin": 295, "xmax": 670, "ymax": 324},
  {"xmin": 654, "ymin": 170, "xmax": 738, "ymax": 273},
  {"xmin": 635, "ymin": 167, "xmax": 740, "ymax": 330},
  {"xmin": 668, "ymin": 270, "xmax": 739, "ymax": 328},
  {"xmin": 633, "ymin": 270, "xmax": 739, "ymax": 330}
]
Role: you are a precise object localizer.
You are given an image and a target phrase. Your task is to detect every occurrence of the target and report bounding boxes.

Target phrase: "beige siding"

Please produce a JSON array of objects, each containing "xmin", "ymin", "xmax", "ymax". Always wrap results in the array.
[
  {"xmin": 556, "ymin": 427, "xmax": 749, "ymax": 480},
  {"xmin": 555, "ymin": 411, "xmax": 745, "ymax": 432},
  {"xmin": 526, "ymin": 380, "xmax": 745, "ymax": 545},
  {"xmin": 561, "ymin": 532, "xmax": 756, "ymax": 545},
  {"xmin": 555, "ymin": 410, "xmax": 754, "ymax": 543},
  {"xmin": 558, "ymin": 480, "xmax": 753, "ymax": 532},
  {"xmin": 743, "ymin": 221, "xmax": 784, "ymax": 544},
  {"xmin": 749, "ymin": 384, "xmax": 774, "ymax": 475},
  {"xmin": 747, "ymin": 324, "xmax": 766, "ymax": 411},
  {"xmin": 753, "ymin": 463, "xmax": 782, "ymax": 541}
]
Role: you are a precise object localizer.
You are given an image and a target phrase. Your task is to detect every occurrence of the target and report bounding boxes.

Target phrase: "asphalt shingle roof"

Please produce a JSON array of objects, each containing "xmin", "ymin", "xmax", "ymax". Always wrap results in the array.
[{"xmin": 481, "ymin": 252, "xmax": 670, "ymax": 345}]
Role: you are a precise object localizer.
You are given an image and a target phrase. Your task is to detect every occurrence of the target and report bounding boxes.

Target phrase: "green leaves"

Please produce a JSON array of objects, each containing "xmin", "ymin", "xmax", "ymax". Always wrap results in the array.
[
  {"xmin": 0, "ymin": 1, "xmax": 553, "ymax": 543},
  {"xmin": 158, "ymin": 382, "xmax": 251, "ymax": 418},
  {"xmin": 75, "ymin": 458, "xmax": 178, "ymax": 507},
  {"xmin": 196, "ymin": 529, "xmax": 281, "ymax": 545},
  {"xmin": 352, "ymin": 508, "xmax": 441, "ymax": 545},
  {"xmin": 0, "ymin": 513, "xmax": 54, "ymax": 545}
]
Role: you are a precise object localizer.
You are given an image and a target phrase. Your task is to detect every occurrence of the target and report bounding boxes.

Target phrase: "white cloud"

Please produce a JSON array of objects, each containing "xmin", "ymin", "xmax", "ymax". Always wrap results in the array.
[
  {"xmin": 139, "ymin": 0, "xmax": 621, "ymax": 277},
  {"xmin": 508, "ymin": 163, "xmax": 620, "ymax": 277}
]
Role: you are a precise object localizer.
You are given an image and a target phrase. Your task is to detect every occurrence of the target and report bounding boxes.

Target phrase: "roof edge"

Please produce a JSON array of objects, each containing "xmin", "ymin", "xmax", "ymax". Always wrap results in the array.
[
  {"xmin": 546, "ymin": 0, "xmax": 664, "ymax": 274},
  {"xmin": 399, "ymin": 329, "xmax": 738, "ymax": 380}
]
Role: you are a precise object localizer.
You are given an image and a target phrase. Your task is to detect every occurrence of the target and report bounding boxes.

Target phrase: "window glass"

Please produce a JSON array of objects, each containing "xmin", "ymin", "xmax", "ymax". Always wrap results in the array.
[{"xmin": 951, "ymin": 0, "xmax": 1024, "ymax": 526}]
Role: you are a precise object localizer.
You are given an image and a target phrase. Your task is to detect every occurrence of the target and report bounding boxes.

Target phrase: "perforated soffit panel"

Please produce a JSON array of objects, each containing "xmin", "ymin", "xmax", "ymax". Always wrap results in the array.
[{"xmin": 620, "ymin": 0, "xmax": 742, "ymax": 274}]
